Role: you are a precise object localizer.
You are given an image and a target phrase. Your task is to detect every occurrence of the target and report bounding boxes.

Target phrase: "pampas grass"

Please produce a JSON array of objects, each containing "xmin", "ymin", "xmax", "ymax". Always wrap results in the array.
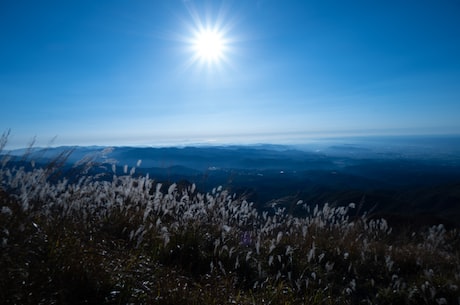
[{"xmin": 0, "ymin": 141, "xmax": 459, "ymax": 304}]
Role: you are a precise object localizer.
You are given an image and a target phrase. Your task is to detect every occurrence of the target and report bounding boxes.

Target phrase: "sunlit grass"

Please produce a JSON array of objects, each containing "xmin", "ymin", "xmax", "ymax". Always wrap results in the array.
[{"xmin": 1, "ymin": 136, "xmax": 459, "ymax": 304}]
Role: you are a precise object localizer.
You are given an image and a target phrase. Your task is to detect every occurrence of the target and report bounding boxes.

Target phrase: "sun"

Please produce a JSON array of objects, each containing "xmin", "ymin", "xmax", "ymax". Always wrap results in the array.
[
  {"xmin": 189, "ymin": 26, "xmax": 229, "ymax": 67},
  {"xmin": 193, "ymin": 29, "xmax": 225, "ymax": 63},
  {"xmin": 178, "ymin": 2, "xmax": 236, "ymax": 72}
]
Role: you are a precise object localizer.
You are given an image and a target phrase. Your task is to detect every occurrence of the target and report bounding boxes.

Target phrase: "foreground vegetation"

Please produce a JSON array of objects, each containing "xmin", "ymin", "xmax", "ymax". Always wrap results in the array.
[{"xmin": 1, "ymin": 144, "xmax": 459, "ymax": 304}]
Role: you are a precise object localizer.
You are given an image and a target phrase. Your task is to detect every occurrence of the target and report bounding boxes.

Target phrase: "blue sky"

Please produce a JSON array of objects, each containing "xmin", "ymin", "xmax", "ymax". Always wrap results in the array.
[{"xmin": 1, "ymin": 0, "xmax": 459, "ymax": 148}]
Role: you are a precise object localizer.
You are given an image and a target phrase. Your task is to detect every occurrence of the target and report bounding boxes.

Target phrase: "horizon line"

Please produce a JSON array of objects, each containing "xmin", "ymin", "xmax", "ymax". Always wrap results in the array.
[{"xmin": 3, "ymin": 132, "xmax": 460, "ymax": 151}]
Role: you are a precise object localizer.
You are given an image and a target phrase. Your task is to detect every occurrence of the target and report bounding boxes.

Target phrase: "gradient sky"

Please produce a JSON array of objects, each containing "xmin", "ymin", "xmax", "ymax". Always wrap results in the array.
[{"xmin": 1, "ymin": 0, "xmax": 460, "ymax": 148}]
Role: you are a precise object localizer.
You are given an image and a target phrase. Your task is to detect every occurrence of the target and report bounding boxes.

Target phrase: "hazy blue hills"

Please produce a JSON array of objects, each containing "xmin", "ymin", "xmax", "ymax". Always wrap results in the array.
[{"xmin": 4, "ymin": 136, "xmax": 460, "ymax": 227}]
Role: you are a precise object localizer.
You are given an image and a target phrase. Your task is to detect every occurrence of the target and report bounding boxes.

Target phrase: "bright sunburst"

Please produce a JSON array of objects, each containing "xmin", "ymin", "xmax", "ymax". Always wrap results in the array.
[
  {"xmin": 179, "ymin": 2, "xmax": 235, "ymax": 72},
  {"xmin": 193, "ymin": 29, "xmax": 225, "ymax": 63}
]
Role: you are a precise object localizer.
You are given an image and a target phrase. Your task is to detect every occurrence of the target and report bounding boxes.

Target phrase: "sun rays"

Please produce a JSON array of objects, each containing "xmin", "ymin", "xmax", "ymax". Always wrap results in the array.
[{"xmin": 179, "ymin": 2, "xmax": 236, "ymax": 74}]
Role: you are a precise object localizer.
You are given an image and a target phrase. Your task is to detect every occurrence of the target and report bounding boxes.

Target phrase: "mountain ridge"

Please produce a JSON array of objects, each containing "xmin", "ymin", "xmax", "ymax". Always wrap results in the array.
[{"xmin": 3, "ymin": 141, "xmax": 460, "ymax": 227}]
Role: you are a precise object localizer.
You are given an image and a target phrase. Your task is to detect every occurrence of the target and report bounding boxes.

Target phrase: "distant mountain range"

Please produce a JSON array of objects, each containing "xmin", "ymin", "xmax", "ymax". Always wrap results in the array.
[{"xmin": 3, "ymin": 136, "xmax": 460, "ymax": 227}]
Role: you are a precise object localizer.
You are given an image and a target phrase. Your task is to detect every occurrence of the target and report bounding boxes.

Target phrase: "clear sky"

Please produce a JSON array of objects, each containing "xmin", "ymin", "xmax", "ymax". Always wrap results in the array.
[{"xmin": 1, "ymin": 0, "xmax": 459, "ymax": 148}]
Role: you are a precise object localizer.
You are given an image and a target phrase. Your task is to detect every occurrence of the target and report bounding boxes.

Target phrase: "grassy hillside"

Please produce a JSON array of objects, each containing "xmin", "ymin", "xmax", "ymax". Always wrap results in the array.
[{"xmin": 1, "ymin": 149, "xmax": 459, "ymax": 305}]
